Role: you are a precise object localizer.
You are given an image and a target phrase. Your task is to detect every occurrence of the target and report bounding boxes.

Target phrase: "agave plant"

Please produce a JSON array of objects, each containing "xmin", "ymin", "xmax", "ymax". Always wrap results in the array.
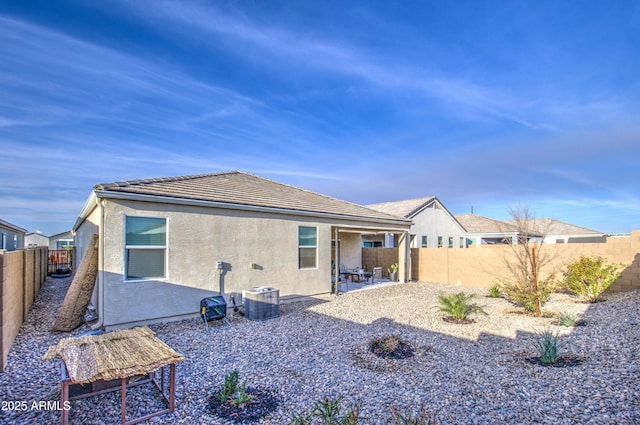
[
  {"xmin": 556, "ymin": 311, "xmax": 579, "ymax": 327},
  {"xmin": 532, "ymin": 327, "xmax": 565, "ymax": 364},
  {"xmin": 438, "ymin": 292, "xmax": 486, "ymax": 321}
]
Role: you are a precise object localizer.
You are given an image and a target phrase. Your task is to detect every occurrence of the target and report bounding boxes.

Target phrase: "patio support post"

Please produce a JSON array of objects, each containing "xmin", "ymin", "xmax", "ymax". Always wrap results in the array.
[
  {"xmin": 334, "ymin": 228, "xmax": 340, "ymax": 294},
  {"xmin": 398, "ymin": 231, "xmax": 410, "ymax": 282}
]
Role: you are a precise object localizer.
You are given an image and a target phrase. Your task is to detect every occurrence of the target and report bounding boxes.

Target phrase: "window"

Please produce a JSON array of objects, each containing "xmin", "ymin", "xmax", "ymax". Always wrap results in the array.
[
  {"xmin": 125, "ymin": 216, "xmax": 166, "ymax": 280},
  {"xmin": 421, "ymin": 236, "xmax": 428, "ymax": 248},
  {"xmin": 57, "ymin": 240, "xmax": 74, "ymax": 250},
  {"xmin": 298, "ymin": 226, "xmax": 317, "ymax": 269},
  {"xmin": 448, "ymin": 237, "xmax": 453, "ymax": 248},
  {"xmin": 437, "ymin": 236, "xmax": 443, "ymax": 248},
  {"xmin": 363, "ymin": 241, "xmax": 382, "ymax": 248},
  {"xmin": 459, "ymin": 237, "xmax": 465, "ymax": 248}
]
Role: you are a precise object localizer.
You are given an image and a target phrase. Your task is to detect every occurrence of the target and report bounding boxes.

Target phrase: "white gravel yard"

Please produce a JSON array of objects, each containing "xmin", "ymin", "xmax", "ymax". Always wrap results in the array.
[{"xmin": 1, "ymin": 276, "xmax": 639, "ymax": 425}]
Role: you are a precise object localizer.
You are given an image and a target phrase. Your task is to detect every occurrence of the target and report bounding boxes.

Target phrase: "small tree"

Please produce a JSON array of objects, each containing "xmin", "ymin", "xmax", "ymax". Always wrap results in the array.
[
  {"xmin": 498, "ymin": 205, "xmax": 556, "ymax": 316},
  {"xmin": 563, "ymin": 256, "xmax": 626, "ymax": 302}
]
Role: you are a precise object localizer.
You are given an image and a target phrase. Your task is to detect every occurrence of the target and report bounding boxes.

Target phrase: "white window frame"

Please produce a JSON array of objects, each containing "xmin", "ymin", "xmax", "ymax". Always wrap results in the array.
[
  {"xmin": 124, "ymin": 216, "xmax": 168, "ymax": 281},
  {"xmin": 298, "ymin": 226, "xmax": 318, "ymax": 269}
]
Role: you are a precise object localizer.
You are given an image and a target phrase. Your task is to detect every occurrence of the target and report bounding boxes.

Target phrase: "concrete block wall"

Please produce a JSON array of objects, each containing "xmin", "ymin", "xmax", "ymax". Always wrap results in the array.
[
  {"xmin": 368, "ymin": 230, "xmax": 640, "ymax": 292},
  {"xmin": 0, "ymin": 247, "xmax": 48, "ymax": 371}
]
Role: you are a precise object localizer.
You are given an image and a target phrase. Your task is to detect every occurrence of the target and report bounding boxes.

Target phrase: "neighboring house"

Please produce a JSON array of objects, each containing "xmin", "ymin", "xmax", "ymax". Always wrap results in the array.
[
  {"xmin": 25, "ymin": 231, "xmax": 50, "ymax": 248},
  {"xmin": 455, "ymin": 213, "xmax": 524, "ymax": 245},
  {"xmin": 0, "ymin": 219, "xmax": 26, "ymax": 251},
  {"xmin": 49, "ymin": 231, "xmax": 75, "ymax": 250},
  {"xmin": 366, "ymin": 197, "xmax": 467, "ymax": 248},
  {"xmin": 503, "ymin": 218, "xmax": 605, "ymax": 244},
  {"xmin": 73, "ymin": 171, "xmax": 411, "ymax": 330}
]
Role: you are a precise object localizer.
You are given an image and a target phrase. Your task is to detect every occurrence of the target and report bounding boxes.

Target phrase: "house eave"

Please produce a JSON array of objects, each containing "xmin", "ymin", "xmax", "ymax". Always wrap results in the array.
[
  {"xmin": 72, "ymin": 192, "xmax": 98, "ymax": 232},
  {"xmin": 93, "ymin": 190, "xmax": 412, "ymax": 230}
]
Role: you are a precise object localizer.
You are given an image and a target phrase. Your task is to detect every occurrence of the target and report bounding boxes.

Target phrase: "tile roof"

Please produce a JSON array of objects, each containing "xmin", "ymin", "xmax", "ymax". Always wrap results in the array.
[
  {"xmin": 0, "ymin": 218, "xmax": 27, "ymax": 233},
  {"xmin": 366, "ymin": 196, "xmax": 436, "ymax": 218},
  {"xmin": 503, "ymin": 218, "xmax": 602, "ymax": 236},
  {"xmin": 455, "ymin": 214, "xmax": 519, "ymax": 234},
  {"xmin": 94, "ymin": 171, "xmax": 409, "ymax": 224}
]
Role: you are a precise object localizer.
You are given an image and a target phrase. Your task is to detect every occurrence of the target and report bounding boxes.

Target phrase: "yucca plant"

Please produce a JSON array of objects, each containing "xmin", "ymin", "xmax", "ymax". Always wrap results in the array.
[
  {"xmin": 532, "ymin": 327, "xmax": 565, "ymax": 364},
  {"xmin": 438, "ymin": 292, "xmax": 486, "ymax": 321}
]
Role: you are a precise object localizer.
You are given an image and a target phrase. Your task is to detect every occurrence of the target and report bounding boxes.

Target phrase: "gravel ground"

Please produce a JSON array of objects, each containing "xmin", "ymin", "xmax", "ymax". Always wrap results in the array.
[{"xmin": 1, "ymin": 276, "xmax": 639, "ymax": 424}]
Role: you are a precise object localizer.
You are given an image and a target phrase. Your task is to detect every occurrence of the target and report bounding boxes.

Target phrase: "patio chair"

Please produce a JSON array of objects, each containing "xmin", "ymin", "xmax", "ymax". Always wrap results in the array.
[{"xmin": 371, "ymin": 267, "xmax": 383, "ymax": 283}]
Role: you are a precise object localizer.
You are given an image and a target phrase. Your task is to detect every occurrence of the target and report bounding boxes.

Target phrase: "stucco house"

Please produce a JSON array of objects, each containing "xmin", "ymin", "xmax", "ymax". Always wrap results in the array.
[
  {"xmin": 455, "ymin": 213, "xmax": 524, "ymax": 245},
  {"xmin": 49, "ymin": 231, "xmax": 75, "ymax": 250},
  {"xmin": 365, "ymin": 197, "xmax": 467, "ymax": 248},
  {"xmin": 0, "ymin": 218, "xmax": 26, "ymax": 251},
  {"xmin": 25, "ymin": 231, "xmax": 50, "ymax": 248},
  {"xmin": 503, "ymin": 218, "xmax": 605, "ymax": 244},
  {"xmin": 73, "ymin": 171, "xmax": 411, "ymax": 330}
]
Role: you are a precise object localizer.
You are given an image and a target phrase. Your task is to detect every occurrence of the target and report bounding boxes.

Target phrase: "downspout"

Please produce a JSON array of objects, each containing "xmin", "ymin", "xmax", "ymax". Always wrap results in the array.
[{"xmin": 90, "ymin": 196, "xmax": 105, "ymax": 330}]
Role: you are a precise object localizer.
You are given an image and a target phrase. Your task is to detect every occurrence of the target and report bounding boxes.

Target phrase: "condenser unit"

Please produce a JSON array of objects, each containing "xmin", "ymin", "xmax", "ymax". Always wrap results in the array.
[{"xmin": 242, "ymin": 287, "xmax": 279, "ymax": 321}]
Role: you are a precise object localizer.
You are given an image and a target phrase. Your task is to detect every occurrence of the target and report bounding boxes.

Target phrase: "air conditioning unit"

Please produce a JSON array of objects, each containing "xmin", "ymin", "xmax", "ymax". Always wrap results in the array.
[{"xmin": 242, "ymin": 287, "xmax": 279, "ymax": 321}]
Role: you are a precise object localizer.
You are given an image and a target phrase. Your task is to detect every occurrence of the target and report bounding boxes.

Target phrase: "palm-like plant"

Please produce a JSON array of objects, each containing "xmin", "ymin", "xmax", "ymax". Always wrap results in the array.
[{"xmin": 438, "ymin": 292, "xmax": 485, "ymax": 321}]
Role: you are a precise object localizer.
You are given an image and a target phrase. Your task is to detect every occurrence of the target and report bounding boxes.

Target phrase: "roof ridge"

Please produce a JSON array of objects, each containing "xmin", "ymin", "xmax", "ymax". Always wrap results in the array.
[{"xmin": 240, "ymin": 172, "xmax": 407, "ymax": 221}]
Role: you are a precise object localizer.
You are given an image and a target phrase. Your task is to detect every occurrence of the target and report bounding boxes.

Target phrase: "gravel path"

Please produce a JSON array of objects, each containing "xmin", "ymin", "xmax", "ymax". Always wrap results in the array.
[{"xmin": 1, "ymin": 276, "xmax": 639, "ymax": 424}]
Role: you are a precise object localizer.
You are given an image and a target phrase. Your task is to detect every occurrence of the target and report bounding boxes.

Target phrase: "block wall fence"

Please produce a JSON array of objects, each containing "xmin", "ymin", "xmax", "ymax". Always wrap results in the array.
[
  {"xmin": 363, "ymin": 230, "xmax": 640, "ymax": 292},
  {"xmin": 0, "ymin": 247, "xmax": 48, "ymax": 371}
]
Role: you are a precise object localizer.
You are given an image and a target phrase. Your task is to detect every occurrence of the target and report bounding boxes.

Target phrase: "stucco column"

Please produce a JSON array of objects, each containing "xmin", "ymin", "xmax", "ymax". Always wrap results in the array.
[
  {"xmin": 397, "ymin": 231, "xmax": 410, "ymax": 283},
  {"xmin": 334, "ymin": 227, "xmax": 340, "ymax": 294}
]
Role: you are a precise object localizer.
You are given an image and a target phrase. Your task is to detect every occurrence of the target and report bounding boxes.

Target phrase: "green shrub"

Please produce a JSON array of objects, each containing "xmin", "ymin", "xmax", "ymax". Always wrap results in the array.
[
  {"xmin": 532, "ymin": 327, "xmax": 565, "ymax": 364},
  {"xmin": 438, "ymin": 292, "xmax": 485, "ymax": 321},
  {"xmin": 214, "ymin": 369, "xmax": 255, "ymax": 406},
  {"xmin": 556, "ymin": 311, "xmax": 579, "ymax": 327},
  {"xmin": 488, "ymin": 284, "xmax": 502, "ymax": 298},
  {"xmin": 501, "ymin": 275, "xmax": 554, "ymax": 315},
  {"xmin": 563, "ymin": 256, "xmax": 626, "ymax": 303},
  {"xmin": 288, "ymin": 396, "xmax": 366, "ymax": 425},
  {"xmin": 370, "ymin": 335, "xmax": 400, "ymax": 354}
]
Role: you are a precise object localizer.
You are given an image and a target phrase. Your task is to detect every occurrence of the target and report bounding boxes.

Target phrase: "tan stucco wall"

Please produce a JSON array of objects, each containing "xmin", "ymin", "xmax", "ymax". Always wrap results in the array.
[
  {"xmin": 410, "ymin": 230, "xmax": 640, "ymax": 291},
  {"xmin": 338, "ymin": 232, "xmax": 363, "ymax": 270},
  {"xmin": 0, "ymin": 247, "xmax": 48, "ymax": 371},
  {"xmin": 94, "ymin": 199, "xmax": 338, "ymax": 329}
]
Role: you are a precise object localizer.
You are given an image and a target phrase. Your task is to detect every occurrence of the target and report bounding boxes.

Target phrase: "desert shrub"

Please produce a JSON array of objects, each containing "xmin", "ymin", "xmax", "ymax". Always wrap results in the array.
[
  {"xmin": 556, "ymin": 311, "xmax": 579, "ymax": 327},
  {"xmin": 563, "ymin": 256, "xmax": 626, "ymax": 303},
  {"xmin": 368, "ymin": 335, "xmax": 414, "ymax": 359},
  {"xmin": 501, "ymin": 275, "xmax": 555, "ymax": 315},
  {"xmin": 214, "ymin": 369, "xmax": 255, "ymax": 405},
  {"xmin": 532, "ymin": 327, "xmax": 565, "ymax": 364},
  {"xmin": 488, "ymin": 284, "xmax": 502, "ymax": 298},
  {"xmin": 438, "ymin": 292, "xmax": 485, "ymax": 321},
  {"xmin": 288, "ymin": 396, "xmax": 365, "ymax": 425}
]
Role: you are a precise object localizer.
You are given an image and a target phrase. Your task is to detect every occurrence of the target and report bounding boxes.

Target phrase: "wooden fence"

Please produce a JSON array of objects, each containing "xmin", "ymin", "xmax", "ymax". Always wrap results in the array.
[{"xmin": 0, "ymin": 247, "xmax": 48, "ymax": 371}]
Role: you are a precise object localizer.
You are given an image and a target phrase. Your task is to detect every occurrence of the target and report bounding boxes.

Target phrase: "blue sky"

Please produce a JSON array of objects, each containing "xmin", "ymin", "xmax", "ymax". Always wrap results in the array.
[{"xmin": 1, "ymin": 0, "xmax": 639, "ymax": 236}]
